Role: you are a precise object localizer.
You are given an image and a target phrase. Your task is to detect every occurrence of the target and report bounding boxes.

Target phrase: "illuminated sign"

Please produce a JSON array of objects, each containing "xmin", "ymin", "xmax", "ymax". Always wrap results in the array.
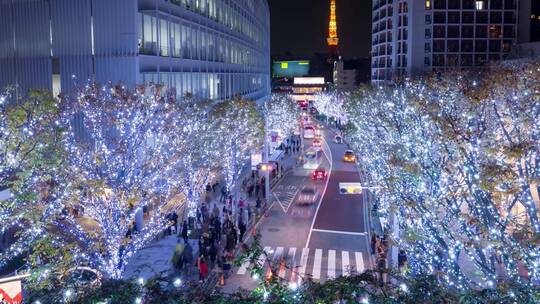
[
  {"xmin": 294, "ymin": 77, "xmax": 325, "ymax": 85},
  {"xmin": 339, "ymin": 182, "xmax": 362, "ymax": 194},
  {"xmin": 273, "ymin": 60, "xmax": 310, "ymax": 78}
]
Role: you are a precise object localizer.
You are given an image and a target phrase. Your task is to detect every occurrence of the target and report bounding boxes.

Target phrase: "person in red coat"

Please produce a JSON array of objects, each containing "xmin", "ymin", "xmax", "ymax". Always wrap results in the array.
[{"xmin": 198, "ymin": 257, "xmax": 209, "ymax": 283}]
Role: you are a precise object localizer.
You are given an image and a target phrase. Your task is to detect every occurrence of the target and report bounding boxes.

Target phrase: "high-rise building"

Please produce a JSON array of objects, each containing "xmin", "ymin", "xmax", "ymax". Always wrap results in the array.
[
  {"xmin": 371, "ymin": 0, "xmax": 526, "ymax": 85},
  {"xmin": 327, "ymin": 0, "xmax": 339, "ymax": 61},
  {"xmin": 0, "ymin": 0, "xmax": 270, "ymax": 102}
]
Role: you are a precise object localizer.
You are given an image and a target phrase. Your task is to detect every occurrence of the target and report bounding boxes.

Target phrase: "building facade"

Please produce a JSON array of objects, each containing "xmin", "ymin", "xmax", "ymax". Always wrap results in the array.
[
  {"xmin": 371, "ymin": 0, "xmax": 527, "ymax": 85},
  {"xmin": 333, "ymin": 57, "xmax": 358, "ymax": 91},
  {"xmin": 0, "ymin": 0, "xmax": 270, "ymax": 102}
]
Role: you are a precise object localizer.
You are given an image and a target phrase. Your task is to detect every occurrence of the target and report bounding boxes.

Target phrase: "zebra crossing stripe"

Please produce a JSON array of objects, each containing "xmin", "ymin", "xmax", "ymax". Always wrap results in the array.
[
  {"xmin": 274, "ymin": 247, "xmax": 284, "ymax": 261},
  {"xmin": 342, "ymin": 251, "xmax": 350, "ymax": 276},
  {"xmin": 355, "ymin": 252, "xmax": 364, "ymax": 273},
  {"xmin": 327, "ymin": 250, "xmax": 336, "ymax": 279},
  {"xmin": 237, "ymin": 260, "xmax": 250, "ymax": 275},
  {"xmin": 281, "ymin": 247, "xmax": 295, "ymax": 279},
  {"xmin": 237, "ymin": 246, "xmax": 271, "ymax": 275},
  {"xmin": 312, "ymin": 249, "xmax": 323, "ymax": 279},
  {"xmin": 258, "ymin": 246, "xmax": 272, "ymax": 267},
  {"xmin": 298, "ymin": 248, "xmax": 310, "ymax": 278}
]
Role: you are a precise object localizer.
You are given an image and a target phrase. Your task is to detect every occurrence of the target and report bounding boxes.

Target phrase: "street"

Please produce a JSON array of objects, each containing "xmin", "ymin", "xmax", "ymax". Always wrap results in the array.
[{"xmin": 223, "ymin": 123, "xmax": 371, "ymax": 291}]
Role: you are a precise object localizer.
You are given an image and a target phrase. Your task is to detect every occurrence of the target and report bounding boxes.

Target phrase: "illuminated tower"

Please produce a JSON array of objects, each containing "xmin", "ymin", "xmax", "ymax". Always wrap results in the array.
[{"xmin": 327, "ymin": 0, "xmax": 339, "ymax": 61}]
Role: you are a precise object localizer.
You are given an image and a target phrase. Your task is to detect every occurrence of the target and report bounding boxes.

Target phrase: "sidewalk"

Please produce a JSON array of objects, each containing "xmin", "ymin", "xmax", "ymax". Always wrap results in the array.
[{"xmin": 122, "ymin": 141, "xmax": 299, "ymax": 288}]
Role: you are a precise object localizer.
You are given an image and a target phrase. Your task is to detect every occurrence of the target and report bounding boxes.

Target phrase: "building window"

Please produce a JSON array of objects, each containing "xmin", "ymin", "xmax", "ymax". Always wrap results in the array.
[
  {"xmin": 475, "ymin": 1, "xmax": 484, "ymax": 11},
  {"xmin": 426, "ymin": 0, "xmax": 431, "ymax": 9},
  {"xmin": 425, "ymin": 14, "xmax": 432, "ymax": 25}
]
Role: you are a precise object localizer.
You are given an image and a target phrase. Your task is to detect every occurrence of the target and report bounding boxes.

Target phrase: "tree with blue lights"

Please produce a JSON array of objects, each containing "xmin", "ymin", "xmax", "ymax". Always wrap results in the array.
[{"xmin": 316, "ymin": 62, "xmax": 540, "ymax": 298}]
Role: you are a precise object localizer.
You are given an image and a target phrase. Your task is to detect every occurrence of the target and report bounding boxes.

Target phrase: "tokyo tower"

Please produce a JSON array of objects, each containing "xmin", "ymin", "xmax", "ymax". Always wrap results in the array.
[{"xmin": 326, "ymin": 0, "xmax": 339, "ymax": 61}]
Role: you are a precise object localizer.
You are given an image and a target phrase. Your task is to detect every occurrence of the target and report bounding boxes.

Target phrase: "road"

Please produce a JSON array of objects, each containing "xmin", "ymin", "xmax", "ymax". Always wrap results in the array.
[{"xmin": 223, "ymin": 124, "xmax": 371, "ymax": 292}]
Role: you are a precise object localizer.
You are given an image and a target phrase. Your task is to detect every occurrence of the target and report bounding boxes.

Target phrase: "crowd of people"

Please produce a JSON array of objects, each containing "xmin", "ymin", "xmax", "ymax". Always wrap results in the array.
[{"xmin": 169, "ymin": 176, "xmax": 268, "ymax": 285}]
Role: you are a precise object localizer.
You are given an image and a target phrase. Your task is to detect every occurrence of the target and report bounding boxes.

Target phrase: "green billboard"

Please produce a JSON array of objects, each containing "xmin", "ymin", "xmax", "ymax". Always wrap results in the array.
[{"xmin": 272, "ymin": 60, "xmax": 310, "ymax": 78}]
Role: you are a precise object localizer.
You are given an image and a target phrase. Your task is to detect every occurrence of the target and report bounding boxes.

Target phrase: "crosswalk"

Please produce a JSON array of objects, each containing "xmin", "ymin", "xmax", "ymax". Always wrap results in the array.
[{"xmin": 235, "ymin": 247, "xmax": 368, "ymax": 282}]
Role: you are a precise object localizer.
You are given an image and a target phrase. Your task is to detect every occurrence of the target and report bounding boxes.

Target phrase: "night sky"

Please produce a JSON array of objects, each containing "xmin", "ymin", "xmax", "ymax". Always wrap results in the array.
[{"xmin": 268, "ymin": 0, "xmax": 372, "ymax": 59}]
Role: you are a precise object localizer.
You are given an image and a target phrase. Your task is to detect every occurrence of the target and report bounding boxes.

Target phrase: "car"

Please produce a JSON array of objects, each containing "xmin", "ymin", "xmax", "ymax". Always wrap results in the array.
[
  {"xmin": 297, "ymin": 187, "xmax": 320, "ymax": 204},
  {"xmin": 334, "ymin": 135, "xmax": 343, "ymax": 144},
  {"xmin": 312, "ymin": 138, "xmax": 322, "ymax": 149},
  {"xmin": 312, "ymin": 168, "xmax": 327, "ymax": 181},
  {"xmin": 343, "ymin": 150, "xmax": 356, "ymax": 163},
  {"xmin": 304, "ymin": 126, "xmax": 315, "ymax": 139}
]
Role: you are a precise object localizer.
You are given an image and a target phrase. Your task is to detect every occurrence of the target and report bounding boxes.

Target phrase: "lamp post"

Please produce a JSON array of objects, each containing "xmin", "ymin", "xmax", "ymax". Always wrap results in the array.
[{"xmin": 263, "ymin": 100, "xmax": 271, "ymax": 203}]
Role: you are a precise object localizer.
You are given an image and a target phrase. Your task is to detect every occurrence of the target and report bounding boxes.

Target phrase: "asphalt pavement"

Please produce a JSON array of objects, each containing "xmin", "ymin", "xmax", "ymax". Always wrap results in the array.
[{"xmin": 222, "ymin": 124, "xmax": 372, "ymax": 292}]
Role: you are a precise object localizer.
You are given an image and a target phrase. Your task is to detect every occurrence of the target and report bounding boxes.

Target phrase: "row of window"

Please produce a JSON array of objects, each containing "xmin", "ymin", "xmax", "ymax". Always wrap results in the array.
[
  {"xmin": 142, "ymin": 72, "xmax": 265, "ymax": 100},
  {"xmin": 138, "ymin": 13, "xmax": 264, "ymax": 67},
  {"xmin": 427, "ymin": 53, "xmax": 504, "ymax": 66},
  {"xmin": 170, "ymin": 0, "xmax": 266, "ymax": 45},
  {"xmin": 426, "ymin": 0, "xmax": 516, "ymax": 10},
  {"xmin": 425, "ymin": 25, "xmax": 514, "ymax": 39},
  {"xmin": 427, "ymin": 39, "xmax": 511, "ymax": 53},
  {"xmin": 429, "ymin": 11, "xmax": 516, "ymax": 24}
]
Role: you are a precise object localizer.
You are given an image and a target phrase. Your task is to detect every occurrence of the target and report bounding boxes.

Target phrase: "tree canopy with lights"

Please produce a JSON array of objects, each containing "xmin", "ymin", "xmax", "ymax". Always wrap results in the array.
[
  {"xmin": 265, "ymin": 94, "xmax": 302, "ymax": 140},
  {"xmin": 0, "ymin": 89, "xmax": 64, "ymax": 270},
  {"xmin": 52, "ymin": 84, "xmax": 206, "ymax": 279},
  {"xmin": 210, "ymin": 98, "xmax": 263, "ymax": 205},
  {"xmin": 315, "ymin": 62, "xmax": 540, "ymax": 296}
]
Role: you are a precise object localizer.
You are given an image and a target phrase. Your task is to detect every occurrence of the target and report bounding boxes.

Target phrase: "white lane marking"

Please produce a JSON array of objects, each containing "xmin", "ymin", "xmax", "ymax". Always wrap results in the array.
[
  {"xmin": 298, "ymin": 248, "xmax": 310, "ymax": 279},
  {"xmin": 273, "ymin": 192, "xmax": 287, "ymax": 213},
  {"xmin": 355, "ymin": 251, "xmax": 365, "ymax": 274},
  {"xmin": 312, "ymin": 249, "xmax": 323, "ymax": 280},
  {"xmin": 281, "ymin": 247, "xmax": 295, "ymax": 279},
  {"xmin": 327, "ymin": 250, "xmax": 336, "ymax": 279},
  {"xmin": 305, "ymin": 133, "xmax": 333, "ymax": 248},
  {"xmin": 342, "ymin": 251, "xmax": 350, "ymax": 276},
  {"xmin": 311, "ymin": 228, "xmax": 367, "ymax": 236}
]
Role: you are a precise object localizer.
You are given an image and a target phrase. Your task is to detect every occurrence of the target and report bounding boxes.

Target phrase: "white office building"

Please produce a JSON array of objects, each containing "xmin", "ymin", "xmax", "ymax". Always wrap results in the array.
[
  {"xmin": 0, "ymin": 0, "xmax": 270, "ymax": 102},
  {"xmin": 371, "ymin": 0, "xmax": 529, "ymax": 85}
]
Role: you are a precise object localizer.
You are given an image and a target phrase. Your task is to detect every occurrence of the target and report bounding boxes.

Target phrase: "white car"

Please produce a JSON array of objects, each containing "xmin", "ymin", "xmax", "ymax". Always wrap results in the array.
[
  {"xmin": 334, "ymin": 135, "xmax": 343, "ymax": 144},
  {"xmin": 297, "ymin": 187, "xmax": 320, "ymax": 205},
  {"xmin": 304, "ymin": 126, "xmax": 315, "ymax": 139}
]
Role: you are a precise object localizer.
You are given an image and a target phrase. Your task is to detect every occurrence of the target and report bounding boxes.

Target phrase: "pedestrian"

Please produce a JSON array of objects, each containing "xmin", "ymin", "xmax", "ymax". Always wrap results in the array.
[
  {"xmin": 239, "ymin": 220, "xmax": 246, "ymax": 242},
  {"xmin": 183, "ymin": 241, "xmax": 193, "ymax": 275},
  {"xmin": 212, "ymin": 204, "xmax": 220, "ymax": 219},
  {"xmin": 398, "ymin": 249, "xmax": 407, "ymax": 270},
  {"xmin": 196, "ymin": 208, "xmax": 202, "ymax": 224},
  {"xmin": 255, "ymin": 183, "xmax": 260, "ymax": 197},
  {"xmin": 370, "ymin": 232, "xmax": 377, "ymax": 255},
  {"xmin": 209, "ymin": 243, "xmax": 218, "ymax": 268},
  {"xmin": 171, "ymin": 211, "xmax": 178, "ymax": 234},
  {"xmin": 220, "ymin": 185, "xmax": 227, "ymax": 203},
  {"xmin": 171, "ymin": 240, "xmax": 185, "ymax": 272},
  {"xmin": 198, "ymin": 256, "xmax": 209, "ymax": 283},
  {"xmin": 256, "ymin": 198, "xmax": 261, "ymax": 214},
  {"xmin": 181, "ymin": 220, "xmax": 189, "ymax": 243}
]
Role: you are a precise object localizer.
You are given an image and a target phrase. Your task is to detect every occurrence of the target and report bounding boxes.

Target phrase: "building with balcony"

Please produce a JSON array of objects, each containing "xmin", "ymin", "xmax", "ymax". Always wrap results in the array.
[
  {"xmin": 371, "ymin": 0, "xmax": 529, "ymax": 85},
  {"xmin": 0, "ymin": 0, "xmax": 270, "ymax": 102}
]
